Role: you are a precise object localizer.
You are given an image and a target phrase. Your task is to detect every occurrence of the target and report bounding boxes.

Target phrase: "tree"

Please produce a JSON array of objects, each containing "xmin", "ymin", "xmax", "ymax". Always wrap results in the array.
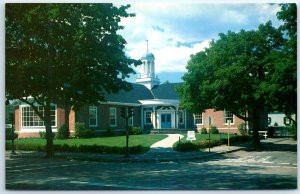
[
  {"xmin": 6, "ymin": 3, "xmax": 140, "ymax": 158},
  {"xmin": 261, "ymin": 4, "xmax": 297, "ymax": 124},
  {"xmin": 177, "ymin": 21, "xmax": 284, "ymax": 149}
]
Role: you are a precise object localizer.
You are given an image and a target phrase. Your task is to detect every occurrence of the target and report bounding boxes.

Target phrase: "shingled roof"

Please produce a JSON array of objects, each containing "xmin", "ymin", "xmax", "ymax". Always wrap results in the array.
[
  {"xmin": 105, "ymin": 82, "xmax": 182, "ymax": 104},
  {"xmin": 151, "ymin": 82, "xmax": 182, "ymax": 99},
  {"xmin": 105, "ymin": 83, "xmax": 153, "ymax": 104}
]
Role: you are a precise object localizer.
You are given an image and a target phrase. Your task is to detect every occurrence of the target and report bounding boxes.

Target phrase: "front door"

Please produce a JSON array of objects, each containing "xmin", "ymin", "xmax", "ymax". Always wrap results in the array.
[{"xmin": 161, "ymin": 114, "xmax": 171, "ymax": 128}]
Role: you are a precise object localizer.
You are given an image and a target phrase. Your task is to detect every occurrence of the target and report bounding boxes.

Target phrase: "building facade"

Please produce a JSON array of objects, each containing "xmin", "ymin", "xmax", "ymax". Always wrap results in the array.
[{"xmin": 14, "ymin": 51, "xmax": 248, "ymax": 138}]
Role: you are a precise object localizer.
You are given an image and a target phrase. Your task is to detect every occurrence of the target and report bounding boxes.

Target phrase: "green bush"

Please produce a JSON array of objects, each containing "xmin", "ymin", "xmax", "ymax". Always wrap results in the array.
[
  {"xmin": 201, "ymin": 127, "xmax": 207, "ymax": 134},
  {"xmin": 210, "ymin": 125, "xmax": 219, "ymax": 134},
  {"xmin": 224, "ymin": 135, "xmax": 252, "ymax": 145},
  {"xmin": 238, "ymin": 123, "xmax": 248, "ymax": 135},
  {"xmin": 129, "ymin": 126, "xmax": 143, "ymax": 135},
  {"xmin": 74, "ymin": 122, "xmax": 96, "ymax": 138},
  {"xmin": 104, "ymin": 127, "xmax": 115, "ymax": 137},
  {"xmin": 5, "ymin": 128, "xmax": 18, "ymax": 140},
  {"xmin": 174, "ymin": 141, "xmax": 199, "ymax": 152},
  {"xmin": 39, "ymin": 131, "xmax": 55, "ymax": 139},
  {"xmin": 198, "ymin": 139, "xmax": 222, "ymax": 148},
  {"xmin": 56, "ymin": 123, "xmax": 70, "ymax": 139}
]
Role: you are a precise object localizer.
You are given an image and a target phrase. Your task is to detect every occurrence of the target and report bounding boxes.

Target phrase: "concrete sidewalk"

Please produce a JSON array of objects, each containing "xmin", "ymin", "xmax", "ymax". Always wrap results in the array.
[{"xmin": 150, "ymin": 134, "xmax": 184, "ymax": 149}]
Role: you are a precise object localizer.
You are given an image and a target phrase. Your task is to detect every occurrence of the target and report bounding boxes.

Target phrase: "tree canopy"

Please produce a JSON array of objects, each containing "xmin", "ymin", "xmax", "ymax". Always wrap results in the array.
[
  {"xmin": 177, "ymin": 4, "xmax": 297, "ymax": 148},
  {"xmin": 6, "ymin": 3, "xmax": 140, "ymax": 157}
]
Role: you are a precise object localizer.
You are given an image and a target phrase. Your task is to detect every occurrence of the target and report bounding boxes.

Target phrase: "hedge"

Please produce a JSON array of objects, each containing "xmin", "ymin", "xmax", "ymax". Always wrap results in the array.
[{"xmin": 5, "ymin": 143, "xmax": 149, "ymax": 155}]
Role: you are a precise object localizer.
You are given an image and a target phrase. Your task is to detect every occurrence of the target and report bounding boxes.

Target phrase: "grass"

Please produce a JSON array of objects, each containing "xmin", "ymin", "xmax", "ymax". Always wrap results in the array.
[
  {"xmin": 6, "ymin": 134, "xmax": 168, "ymax": 148},
  {"xmin": 180, "ymin": 133, "xmax": 237, "ymax": 141}
]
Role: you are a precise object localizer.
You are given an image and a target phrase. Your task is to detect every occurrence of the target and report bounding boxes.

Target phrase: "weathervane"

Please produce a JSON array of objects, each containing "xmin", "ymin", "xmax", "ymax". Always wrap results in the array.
[{"xmin": 146, "ymin": 39, "xmax": 148, "ymax": 52}]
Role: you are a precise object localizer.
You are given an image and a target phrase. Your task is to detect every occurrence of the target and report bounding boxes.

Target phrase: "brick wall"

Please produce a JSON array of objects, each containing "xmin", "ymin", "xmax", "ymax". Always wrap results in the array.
[{"xmin": 195, "ymin": 109, "xmax": 246, "ymax": 135}]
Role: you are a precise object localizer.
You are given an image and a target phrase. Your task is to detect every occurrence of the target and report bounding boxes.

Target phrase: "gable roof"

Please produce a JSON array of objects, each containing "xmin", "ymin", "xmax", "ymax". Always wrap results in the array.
[
  {"xmin": 105, "ymin": 83, "xmax": 153, "ymax": 104},
  {"xmin": 151, "ymin": 82, "xmax": 182, "ymax": 99},
  {"xmin": 105, "ymin": 82, "xmax": 182, "ymax": 104}
]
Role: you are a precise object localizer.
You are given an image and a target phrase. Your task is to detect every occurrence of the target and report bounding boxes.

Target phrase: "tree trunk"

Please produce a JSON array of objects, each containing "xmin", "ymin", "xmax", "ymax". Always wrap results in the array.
[
  {"xmin": 250, "ymin": 103, "xmax": 266, "ymax": 150},
  {"xmin": 44, "ymin": 101, "xmax": 54, "ymax": 158},
  {"xmin": 64, "ymin": 103, "xmax": 70, "ymax": 132}
]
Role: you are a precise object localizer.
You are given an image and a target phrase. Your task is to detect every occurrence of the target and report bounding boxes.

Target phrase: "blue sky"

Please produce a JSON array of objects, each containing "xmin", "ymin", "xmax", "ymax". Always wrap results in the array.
[{"xmin": 118, "ymin": 2, "xmax": 283, "ymax": 83}]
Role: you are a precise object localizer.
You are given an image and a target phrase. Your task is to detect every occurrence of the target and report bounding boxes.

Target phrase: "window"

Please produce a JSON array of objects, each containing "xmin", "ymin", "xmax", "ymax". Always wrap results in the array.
[
  {"xmin": 178, "ymin": 111, "xmax": 184, "ymax": 124},
  {"xmin": 194, "ymin": 114, "xmax": 203, "ymax": 125},
  {"xmin": 127, "ymin": 108, "xmax": 134, "ymax": 126},
  {"xmin": 284, "ymin": 117, "xmax": 291, "ymax": 126},
  {"xmin": 145, "ymin": 111, "xmax": 152, "ymax": 124},
  {"xmin": 224, "ymin": 110, "xmax": 234, "ymax": 124},
  {"xmin": 89, "ymin": 106, "xmax": 98, "ymax": 127},
  {"xmin": 109, "ymin": 107, "xmax": 117, "ymax": 127},
  {"xmin": 21, "ymin": 106, "xmax": 56, "ymax": 127},
  {"xmin": 268, "ymin": 117, "xmax": 272, "ymax": 125}
]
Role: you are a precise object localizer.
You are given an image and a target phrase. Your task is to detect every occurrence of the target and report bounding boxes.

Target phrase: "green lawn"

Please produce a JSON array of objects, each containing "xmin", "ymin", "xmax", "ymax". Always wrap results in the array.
[
  {"xmin": 6, "ymin": 134, "xmax": 168, "ymax": 148},
  {"xmin": 181, "ymin": 133, "xmax": 237, "ymax": 141}
]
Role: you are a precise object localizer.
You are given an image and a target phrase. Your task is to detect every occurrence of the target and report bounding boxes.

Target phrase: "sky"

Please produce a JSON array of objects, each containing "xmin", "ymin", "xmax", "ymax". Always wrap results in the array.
[{"xmin": 117, "ymin": 2, "xmax": 283, "ymax": 83}]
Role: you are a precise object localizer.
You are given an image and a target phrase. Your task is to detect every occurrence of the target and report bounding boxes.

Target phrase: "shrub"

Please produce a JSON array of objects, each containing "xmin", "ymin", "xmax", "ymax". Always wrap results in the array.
[
  {"xmin": 104, "ymin": 127, "xmax": 115, "ymax": 137},
  {"xmin": 201, "ymin": 127, "xmax": 207, "ymax": 134},
  {"xmin": 174, "ymin": 141, "xmax": 199, "ymax": 152},
  {"xmin": 5, "ymin": 128, "xmax": 18, "ymax": 140},
  {"xmin": 75, "ymin": 122, "xmax": 96, "ymax": 138},
  {"xmin": 56, "ymin": 123, "xmax": 70, "ymax": 139},
  {"xmin": 210, "ymin": 125, "xmax": 219, "ymax": 134},
  {"xmin": 238, "ymin": 123, "xmax": 248, "ymax": 135},
  {"xmin": 198, "ymin": 139, "xmax": 222, "ymax": 149},
  {"xmin": 224, "ymin": 135, "xmax": 252, "ymax": 145},
  {"xmin": 39, "ymin": 131, "xmax": 55, "ymax": 139},
  {"xmin": 129, "ymin": 126, "xmax": 143, "ymax": 135}
]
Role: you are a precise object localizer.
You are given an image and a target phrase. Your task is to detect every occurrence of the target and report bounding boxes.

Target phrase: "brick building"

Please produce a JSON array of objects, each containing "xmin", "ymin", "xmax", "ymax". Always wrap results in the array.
[{"xmin": 14, "ymin": 51, "xmax": 250, "ymax": 138}]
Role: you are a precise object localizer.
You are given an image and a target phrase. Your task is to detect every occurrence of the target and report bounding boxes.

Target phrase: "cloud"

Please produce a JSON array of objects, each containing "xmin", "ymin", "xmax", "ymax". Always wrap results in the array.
[{"xmin": 119, "ymin": 3, "xmax": 281, "ymax": 77}]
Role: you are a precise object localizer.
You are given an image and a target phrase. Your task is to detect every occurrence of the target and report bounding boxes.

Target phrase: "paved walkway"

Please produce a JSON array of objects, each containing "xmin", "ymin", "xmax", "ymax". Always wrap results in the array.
[{"xmin": 150, "ymin": 134, "xmax": 184, "ymax": 149}]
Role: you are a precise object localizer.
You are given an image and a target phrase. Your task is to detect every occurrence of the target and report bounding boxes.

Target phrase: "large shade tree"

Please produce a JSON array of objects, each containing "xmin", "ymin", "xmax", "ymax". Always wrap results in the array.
[
  {"xmin": 6, "ymin": 3, "xmax": 140, "ymax": 157},
  {"xmin": 177, "ymin": 21, "xmax": 286, "ymax": 149},
  {"xmin": 177, "ymin": 3, "xmax": 297, "ymax": 148}
]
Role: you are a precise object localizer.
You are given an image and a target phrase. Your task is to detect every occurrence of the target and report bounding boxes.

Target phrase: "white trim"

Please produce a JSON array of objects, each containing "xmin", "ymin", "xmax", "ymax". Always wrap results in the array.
[
  {"xmin": 89, "ymin": 106, "xmax": 98, "ymax": 127},
  {"xmin": 139, "ymin": 99, "xmax": 179, "ymax": 105},
  {"xmin": 109, "ymin": 107, "xmax": 117, "ymax": 127},
  {"xmin": 144, "ymin": 111, "xmax": 152, "ymax": 125},
  {"xmin": 193, "ymin": 113, "xmax": 203, "ymax": 125},
  {"xmin": 224, "ymin": 110, "xmax": 234, "ymax": 125},
  {"xmin": 103, "ymin": 101, "xmax": 140, "ymax": 107},
  {"xmin": 19, "ymin": 104, "xmax": 57, "ymax": 129}
]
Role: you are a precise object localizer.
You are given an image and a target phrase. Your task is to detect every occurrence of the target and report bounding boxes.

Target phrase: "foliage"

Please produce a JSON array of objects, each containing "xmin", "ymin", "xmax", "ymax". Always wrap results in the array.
[
  {"xmin": 39, "ymin": 131, "xmax": 47, "ymax": 139},
  {"xmin": 200, "ymin": 127, "xmax": 207, "ymax": 134},
  {"xmin": 74, "ymin": 122, "xmax": 96, "ymax": 138},
  {"xmin": 176, "ymin": 8, "xmax": 296, "ymax": 148},
  {"xmin": 5, "ymin": 128, "xmax": 18, "ymax": 140},
  {"xmin": 104, "ymin": 127, "xmax": 115, "ymax": 137},
  {"xmin": 238, "ymin": 123, "xmax": 248, "ymax": 135},
  {"xmin": 174, "ymin": 141, "xmax": 199, "ymax": 152},
  {"xmin": 6, "ymin": 3, "xmax": 140, "ymax": 157},
  {"xmin": 210, "ymin": 125, "xmax": 219, "ymax": 134},
  {"xmin": 56, "ymin": 123, "xmax": 70, "ymax": 139},
  {"xmin": 129, "ymin": 126, "xmax": 143, "ymax": 135}
]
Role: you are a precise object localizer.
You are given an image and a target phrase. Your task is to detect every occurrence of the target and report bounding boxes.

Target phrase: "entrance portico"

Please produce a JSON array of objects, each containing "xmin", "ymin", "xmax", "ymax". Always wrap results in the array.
[{"xmin": 139, "ymin": 99, "xmax": 185, "ymax": 131}]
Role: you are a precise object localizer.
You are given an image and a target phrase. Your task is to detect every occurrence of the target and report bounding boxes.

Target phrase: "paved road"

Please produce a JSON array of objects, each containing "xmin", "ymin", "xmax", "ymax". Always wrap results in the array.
[{"xmin": 6, "ymin": 138, "xmax": 297, "ymax": 190}]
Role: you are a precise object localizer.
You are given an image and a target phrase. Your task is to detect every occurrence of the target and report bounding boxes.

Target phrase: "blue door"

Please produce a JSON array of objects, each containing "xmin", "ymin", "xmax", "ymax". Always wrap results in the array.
[{"xmin": 161, "ymin": 114, "xmax": 172, "ymax": 128}]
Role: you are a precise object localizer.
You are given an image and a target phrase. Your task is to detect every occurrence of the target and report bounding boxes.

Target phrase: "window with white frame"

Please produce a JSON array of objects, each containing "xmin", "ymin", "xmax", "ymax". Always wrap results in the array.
[
  {"xmin": 194, "ymin": 113, "xmax": 203, "ymax": 125},
  {"xmin": 224, "ymin": 110, "xmax": 234, "ymax": 124},
  {"xmin": 109, "ymin": 107, "xmax": 117, "ymax": 127},
  {"xmin": 127, "ymin": 109, "xmax": 134, "ymax": 126},
  {"xmin": 89, "ymin": 106, "xmax": 98, "ymax": 127},
  {"xmin": 21, "ymin": 106, "xmax": 56, "ymax": 127},
  {"xmin": 145, "ymin": 111, "xmax": 152, "ymax": 124},
  {"xmin": 178, "ymin": 111, "xmax": 184, "ymax": 124}
]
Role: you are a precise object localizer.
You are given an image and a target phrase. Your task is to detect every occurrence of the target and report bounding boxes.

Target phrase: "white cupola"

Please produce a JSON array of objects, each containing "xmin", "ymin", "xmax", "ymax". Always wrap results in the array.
[{"xmin": 136, "ymin": 41, "xmax": 160, "ymax": 90}]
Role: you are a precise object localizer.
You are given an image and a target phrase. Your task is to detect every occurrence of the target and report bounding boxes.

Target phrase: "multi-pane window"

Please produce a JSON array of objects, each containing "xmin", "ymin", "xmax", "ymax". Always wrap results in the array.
[
  {"xmin": 178, "ymin": 111, "xmax": 184, "ymax": 124},
  {"xmin": 89, "ymin": 106, "xmax": 98, "ymax": 127},
  {"xmin": 145, "ymin": 111, "xmax": 152, "ymax": 124},
  {"xmin": 21, "ymin": 106, "xmax": 56, "ymax": 127},
  {"xmin": 194, "ymin": 113, "xmax": 203, "ymax": 125},
  {"xmin": 127, "ymin": 109, "xmax": 134, "ymax": 126},
  {"xmin": 109, "ymin": 107, "xmax": 117, "ymax": 127},
  {"xmin": 224, "ymin": 110, "xmax": 234, "ymax": 124}
]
